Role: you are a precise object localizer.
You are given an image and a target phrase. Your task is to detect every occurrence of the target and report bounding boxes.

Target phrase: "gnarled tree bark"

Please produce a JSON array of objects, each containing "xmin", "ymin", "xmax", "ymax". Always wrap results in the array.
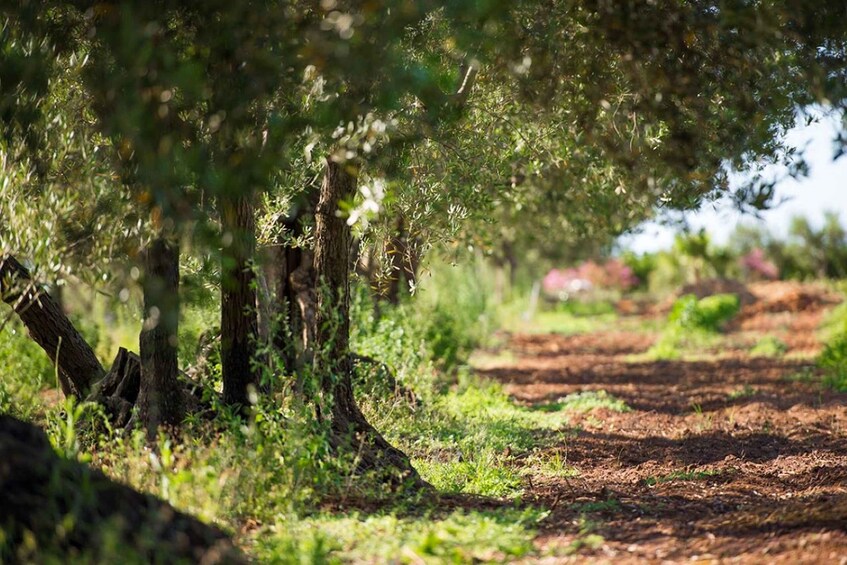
[{"xmin": 313, "ymin": 158, "xmax": 424, "ymax": 488}]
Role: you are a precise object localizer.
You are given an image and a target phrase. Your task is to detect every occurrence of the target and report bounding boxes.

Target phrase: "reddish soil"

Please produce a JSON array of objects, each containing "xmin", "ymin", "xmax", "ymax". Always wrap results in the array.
[{"xmin": 482, "ymin": 282, "xmax": 847, "ymax": 563}]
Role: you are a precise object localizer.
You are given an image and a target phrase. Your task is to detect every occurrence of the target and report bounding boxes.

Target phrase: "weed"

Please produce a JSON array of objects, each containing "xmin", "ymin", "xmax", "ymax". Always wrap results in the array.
[
  {"xmin": 819, "ymin": 333, "xmax": 847, "ymax": 391},
  {"xmin": 564, "ymin": 516, "xmax": 605, "ymax": 555},
  {"xmin": 750, "ymin": 336, "xmax": 788, "ymax": 358},
  {"xmin": 521, "ymin": 450, "xmax": 580, "ymax": 479},
  {"xmin": 523, "ymin": 310, "xmax": 617, "ymax": 335},
  {"xmin": 727, "ymin": 385, "xmax": 758, "ymax": 400},
  {"xmin": 539, "ymin": 390, "xmax": 631, "ymax": 414},
  {"xmin": 414, "ymin": 452, "xmax": 523, "ymax": 497}
]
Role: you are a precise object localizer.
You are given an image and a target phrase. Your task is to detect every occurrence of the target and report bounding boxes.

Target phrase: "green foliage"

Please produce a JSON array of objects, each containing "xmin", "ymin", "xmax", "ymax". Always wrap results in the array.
[
  {"xmin": 644, "ymin": 294, "xmax": 738, "ymax": 360},
  {"xmin": 371, "ymin": 379, "xmax": 570, "ymax": 498},
  {"xmin": 570, "ymin": 498, "xmax": 621, "ymax": 513},
  {"xmin": 526, "ymin": 310, "xmax": 618, "ymax": 335},
  {"xmin": 0, "ymin": 319, "xmax": 56, "ymax": 413},
  {"xmin": 818, "ymin": 334, "xmax": 847, "ymax": 391},
  {"xmin": 414, "ymin": 453, "xmax": 522, "ymax": 498},
  {"xmin": 553, "ymin": 299, "xmax": 617, "ymax": 317},
  {"xmin": 668, "ymin": 294, "xmax": 739, "ymax": 332},
  {"xmin": 521, "ymin": 450, "xmax": 579, "ymax": 480},
  {"xmin": 727, "ymin": 385, "xmax": 758, "ymax": 400},
  {"xmin": 621, "ymin": 252, "xmax": 657, "ymax": 290},
  {"xmin": 817, "ymin": 297, "xmax": 847, "ymax": 391},
  {"xmin": 750, "ymin": 336, "xmax": 788, "ymax": 358},
  {"xmin": 352, "ymin": 258, "xmax": 493, "ymax": 390}
]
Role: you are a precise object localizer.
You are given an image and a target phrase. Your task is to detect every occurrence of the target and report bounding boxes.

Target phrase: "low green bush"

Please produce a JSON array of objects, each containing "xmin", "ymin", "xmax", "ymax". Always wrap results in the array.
[
  {"xmin": 668, "ymin": 293, "xmax": 740, "ymax": 332},
  {"xmin": 816, "ymin": 296, "xmax": 847, "ymax": 391},
  {"xmin": 819, "ymin": 333, "xmax": 847, "ymax": 391},
  {"xmin": 643, "ymin": 293, "xmax": 739, "ymax": 360}
]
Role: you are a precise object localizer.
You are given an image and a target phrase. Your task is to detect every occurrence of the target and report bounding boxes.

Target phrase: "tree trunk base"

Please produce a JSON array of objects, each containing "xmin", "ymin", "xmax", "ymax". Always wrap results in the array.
[
  {"xmin": 87, "ymin": 347, "xmax": 208, "ymax": 430},
  {"xmin": 329, "ymin": 395, "xmax": 431, "ymax": 492}
]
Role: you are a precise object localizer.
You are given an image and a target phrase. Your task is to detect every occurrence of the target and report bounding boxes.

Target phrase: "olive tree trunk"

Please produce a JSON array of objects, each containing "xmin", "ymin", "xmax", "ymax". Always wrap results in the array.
[
  {"xmin": 220, "ymin": 193, "xmax": 259, "ymax": 408},
  {"xmin": 136, "ymin": 237, "xmax": 184, "ymax": 437},
  {"xmin": 0, "ymin": 254, "xmax": 103, "ymax": 397},
  {"xmin": 272, "ymin": 189, "xmax": 319, "ymax": 373},
  {"xmin": 313, "ymin": 158, "xmax": 423, "ymax": 487}
]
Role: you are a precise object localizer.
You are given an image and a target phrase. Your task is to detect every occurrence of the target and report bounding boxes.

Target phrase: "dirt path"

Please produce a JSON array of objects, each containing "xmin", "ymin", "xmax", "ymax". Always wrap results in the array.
[{"xmin": 480, "ymin": 295, "xmax": 847, "ymax": 563}]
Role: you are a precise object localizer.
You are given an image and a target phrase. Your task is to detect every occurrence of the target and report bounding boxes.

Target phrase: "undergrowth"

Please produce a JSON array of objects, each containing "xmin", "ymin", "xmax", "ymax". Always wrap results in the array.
[{"xmin": 0, "ymin": 258, "xmax": 556, "ymax": 562}]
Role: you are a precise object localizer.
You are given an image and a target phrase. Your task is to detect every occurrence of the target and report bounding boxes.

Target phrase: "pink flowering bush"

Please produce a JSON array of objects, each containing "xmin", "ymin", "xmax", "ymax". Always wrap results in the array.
[
  {"xmin": 543, "ymin": 259, "xmax": 639, "ymax": 299},
  {"xmin": 740, "ymin": 248, "xmax": 779, "ymax": 280}
]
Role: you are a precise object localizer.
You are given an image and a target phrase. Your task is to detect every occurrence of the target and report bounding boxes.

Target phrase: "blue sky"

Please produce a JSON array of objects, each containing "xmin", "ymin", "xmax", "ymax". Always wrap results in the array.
[{"xmin": 618, "ymin": 111, "xmax": 847, "ymax": 254}]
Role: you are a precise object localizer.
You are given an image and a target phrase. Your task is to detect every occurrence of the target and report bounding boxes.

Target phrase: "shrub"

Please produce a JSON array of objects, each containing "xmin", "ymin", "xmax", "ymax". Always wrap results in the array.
[
  {"xmin": 819, "ymin": 333, "xmax": 847, "ymax": 391},
  {"xmin": 668, "ymin": 293, "xmax": 739, "ymax": 332},
  {"xmin": 739, "ymin": 248, "xmax": 779, "ymax": 280},
  {"xmin": 542, "ymin": 259, "xmax": 638, "ymax": 300}
]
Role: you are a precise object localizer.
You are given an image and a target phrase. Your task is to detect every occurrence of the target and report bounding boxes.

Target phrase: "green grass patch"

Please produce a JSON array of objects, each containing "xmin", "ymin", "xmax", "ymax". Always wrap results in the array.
[
  {"xmin": 536, "ymin": 390, "xmax": 630, "ymax": 414},
  {"xmin": 523, "ymin": 310, "xmax": 618, "ymax": 335},
  {"xmin": 668, "ymin": 293, "xmax": 739, "ymax": 332},
  {"xmin": 640, "ymin": 293, "xmax": 739, "ymax": 361},
  {"xmin": 414, "ymin": 454, "xmax": 523, "ymax": 497},
  {"xmin": 727, "ymin": 385, "xmax": 758, "ymax": 400},
  {"xmin": 367, "ymin": 379, "xmax": 578, "ymax": 498},
  {"xmin": 520, "ymin": 450, "xmax": 580, "ymax": 479},
  {"xmin": 750, "ymin": 336, "xmax": 788, "ymax": 358},
  {"xmin": 255, "ymin": 508, "xmax": 546, "ymax": 563},
  {"xmin": 816, "ymin": 294, "xmax": 847, "ymax": 391}
]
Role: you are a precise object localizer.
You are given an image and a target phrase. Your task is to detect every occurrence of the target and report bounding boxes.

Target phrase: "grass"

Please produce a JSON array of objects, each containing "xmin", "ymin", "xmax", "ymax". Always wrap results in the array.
[
  {"xmin": 522, "ymin": 310, "xmax": 618, "ymax": 335},
  {"xmin": 0, "ymin": 257, "xmax": 573, "ymax": 562},
  {"xmin": 535, "ymin": 390, "xmax": 631, "ymax": 414},
  {"xmin": 570, "ymin": 499, "xmax": 621, "ymax": 513},
  {"xmin": 253, "ymin": 507, "xmax": 547, "ymax": 563},
  {"xmin": 750, "ymin": 336, "xmax": 788, "ymax": 358},
  {"xmin": 520, "ymin": 450, "xmax": 580, "ymax": 479},
  {"xmin": 372, "ymin": 379, "xmax": 574, "ymax": 498},
  {"xmin": 727, "ymin": 385, "xmax": 758, "ymax": 400},
  {"xmin": 635, "ymin": 293, "xmax": 742, "ymax": 361}
]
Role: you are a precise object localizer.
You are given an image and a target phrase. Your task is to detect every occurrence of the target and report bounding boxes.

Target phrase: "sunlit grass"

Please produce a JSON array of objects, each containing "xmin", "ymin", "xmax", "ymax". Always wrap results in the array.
[
  {"xmin": 254, "ymin": 508, "xmax": 546, "ymax": 563},
  {"xmin": 534, "ymin": 390, "xmax": 631, "ymax": 414},
  {"xmin": 750, "ymin": 335, "xmax": 788, "ymax": 358}
]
